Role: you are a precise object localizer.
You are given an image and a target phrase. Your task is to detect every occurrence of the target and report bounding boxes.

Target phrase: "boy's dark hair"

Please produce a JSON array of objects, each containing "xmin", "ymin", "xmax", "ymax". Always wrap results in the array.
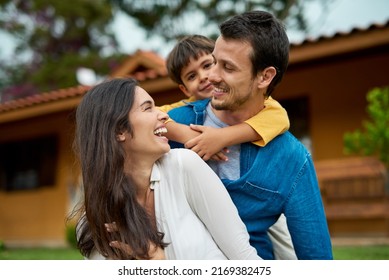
[
  {"xmin": 220, "ymin": 10, "xmax": 289, "ymax": 96},
  {"xmin": 166, "ymin": 35, "xmax": 214, "ymax": 85}
]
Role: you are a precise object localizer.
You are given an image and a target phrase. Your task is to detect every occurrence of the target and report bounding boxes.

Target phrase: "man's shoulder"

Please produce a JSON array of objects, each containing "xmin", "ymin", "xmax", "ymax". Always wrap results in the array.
[{"xmin": 259, "ymin": 131, "xmax": 309, "ymax": 156}]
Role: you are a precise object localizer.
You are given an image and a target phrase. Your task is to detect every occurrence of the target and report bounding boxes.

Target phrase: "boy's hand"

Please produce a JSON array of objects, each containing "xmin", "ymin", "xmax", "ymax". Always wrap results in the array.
[{"xmin": 185, "ymin": 124, "xmax": 229, "ymax": 161}]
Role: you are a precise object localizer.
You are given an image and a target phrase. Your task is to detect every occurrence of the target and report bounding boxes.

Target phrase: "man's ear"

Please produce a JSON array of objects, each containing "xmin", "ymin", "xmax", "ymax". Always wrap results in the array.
[
  {"xmin": 178, "ymin": 84, "xmax": 193, "ymax": 98},
  {"xmin": 257, "ymin": 66, "xmax": 276, "ymax": 89},
  {"xmin": 116, "ymin": 132, "xmax": 126, "ymax": 142}
]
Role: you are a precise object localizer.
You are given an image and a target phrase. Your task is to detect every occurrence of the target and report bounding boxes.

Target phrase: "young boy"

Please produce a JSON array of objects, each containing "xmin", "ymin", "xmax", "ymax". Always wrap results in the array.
[
  {"xmin": 161, "ymin": 35, "xmax": 290, "ymax": 161},
  {"xmin": 162, "ymin": 35, "xmax": 296, "ymax": 260}
]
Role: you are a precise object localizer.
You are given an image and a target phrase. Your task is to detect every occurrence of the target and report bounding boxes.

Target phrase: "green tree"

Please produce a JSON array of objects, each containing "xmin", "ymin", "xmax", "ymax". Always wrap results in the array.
[
  {"xmin": 112, "ymin": 0, "xmax": 332, "ymax": 41},
  {"xmin": 0, "ymin": 0, "xmax": 121, "ymax": 100},
  {"xmin": 343, "ymin": 87, "xmax": 389, "ymax": 168}
]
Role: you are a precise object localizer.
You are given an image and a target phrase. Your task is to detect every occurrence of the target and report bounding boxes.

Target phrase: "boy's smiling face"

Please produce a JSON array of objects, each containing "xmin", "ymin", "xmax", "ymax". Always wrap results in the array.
[{"xmin": 179, "ymin": 52, "xmax": 215, "ymax": 100}]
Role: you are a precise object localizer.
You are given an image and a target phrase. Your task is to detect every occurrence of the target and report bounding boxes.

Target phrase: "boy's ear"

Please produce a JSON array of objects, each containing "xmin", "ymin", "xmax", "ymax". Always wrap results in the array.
[
  {"xmin": 178, "ymin": 84, "xmax": 193, "ymax": 98},
  {"xmin": 257, "ymin": 66, "xmax": 276, "ymax": 89}
]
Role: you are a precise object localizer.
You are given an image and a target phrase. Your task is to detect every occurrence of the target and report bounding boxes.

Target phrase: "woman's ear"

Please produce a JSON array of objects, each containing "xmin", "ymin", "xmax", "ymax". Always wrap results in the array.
[
  {"xmin": 257, "ymin": 66, "xmax": 277, "ymax": 89},
  {"xmin": 178, "ymin": 84, "xmax": 193, "ymax": 98},
  {"xmin": 116, "ymin": 132, "xmax": 126, "ymax": 142}
]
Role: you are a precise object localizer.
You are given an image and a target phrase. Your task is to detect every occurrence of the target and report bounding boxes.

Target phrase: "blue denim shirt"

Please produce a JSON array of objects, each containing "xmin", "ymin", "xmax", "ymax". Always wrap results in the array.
[{"xmin": 169, "ymin": 99, "xmax": 333, "ymax": 260}]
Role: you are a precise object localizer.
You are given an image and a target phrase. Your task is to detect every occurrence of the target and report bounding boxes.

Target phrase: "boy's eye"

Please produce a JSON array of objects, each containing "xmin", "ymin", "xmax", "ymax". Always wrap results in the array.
[
  {"xmin": 187, "ymin": 73, "xmax": 196, "ymax": 81},
  {"xmin": 204, "ymin": 62, "xmax": 214, "ymax": 69}
]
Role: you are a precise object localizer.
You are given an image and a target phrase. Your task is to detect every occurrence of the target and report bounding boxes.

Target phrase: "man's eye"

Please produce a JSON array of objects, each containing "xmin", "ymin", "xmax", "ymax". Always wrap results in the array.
[{"xmin": 224, "ymin": 64, "xmax": 233, "ymax": 71}]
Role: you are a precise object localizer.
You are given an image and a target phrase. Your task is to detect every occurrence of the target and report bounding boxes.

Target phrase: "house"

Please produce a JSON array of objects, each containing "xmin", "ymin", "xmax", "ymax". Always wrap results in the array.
[
  {"xmin": 1, "ymin": 21, "xmax": 388, "ymax": 247},
  {"xmin": 0, "ymin": 51, "xmax": 184, "ymax": 247}
]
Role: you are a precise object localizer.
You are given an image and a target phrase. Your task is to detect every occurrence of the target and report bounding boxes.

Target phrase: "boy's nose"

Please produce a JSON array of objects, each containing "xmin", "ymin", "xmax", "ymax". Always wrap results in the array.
[{"xmin": 199, "ymin": 71, "xmax": 208, "ymax": 81}]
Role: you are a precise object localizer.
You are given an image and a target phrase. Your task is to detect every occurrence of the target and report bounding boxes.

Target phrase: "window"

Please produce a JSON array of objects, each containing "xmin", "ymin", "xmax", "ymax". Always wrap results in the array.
[
  {"xmin": 280, "ymin": 96, "xmax": 311, "ymax": 153},
  {"xmin": 0, "ymin": 135, "xmax": 58, "ymax": 191}
]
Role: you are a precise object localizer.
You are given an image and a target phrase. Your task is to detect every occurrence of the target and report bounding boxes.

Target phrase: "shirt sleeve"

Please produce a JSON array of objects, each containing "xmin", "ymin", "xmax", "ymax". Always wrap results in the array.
[
  {"xmin": 244, "ymin": 97, "xmax": 290, "ymax": 147},
  {"xmin": 178, "ymin": 149, "xmax": 261, "ymax": 260},
  {"xmin": 284, "ymin": 155, "xmax": 333, "ymax": 259}
]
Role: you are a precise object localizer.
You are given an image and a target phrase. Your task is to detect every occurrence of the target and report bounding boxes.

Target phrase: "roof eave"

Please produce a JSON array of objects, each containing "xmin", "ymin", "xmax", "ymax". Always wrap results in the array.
[
  {"xmin": 0, "ymin": 77, "xmax": 177, "ymax": 124},
  {"xmin": 0, "ymin": 95, "xmax": 81, "ymax": 124},
  {"xmin": 290, "ymin": 24, "xmax": 389, "ymax": 64}
]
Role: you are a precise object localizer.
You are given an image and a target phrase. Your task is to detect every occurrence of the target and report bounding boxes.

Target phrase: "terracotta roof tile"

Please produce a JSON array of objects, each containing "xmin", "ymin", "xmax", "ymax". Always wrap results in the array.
[{"xmin": 0, "ymin": 85, "xmax": 90, "ymax": 113}]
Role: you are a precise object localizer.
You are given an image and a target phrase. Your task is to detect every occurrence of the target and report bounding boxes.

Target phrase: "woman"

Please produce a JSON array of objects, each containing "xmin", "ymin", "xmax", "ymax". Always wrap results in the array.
[{"xmin": 74, "ymin": 78, "xmax": 260, "ymax": 260}]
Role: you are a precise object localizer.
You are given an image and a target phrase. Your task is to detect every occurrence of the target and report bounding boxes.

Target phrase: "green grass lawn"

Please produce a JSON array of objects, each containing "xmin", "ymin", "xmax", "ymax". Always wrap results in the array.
[
  {"xmin": 0, "ymin": 245, "xmax": 388, "ymax": 260},
  {"xmin": 0, "ymin": 247, "xmax": 83, "ymax": 260},
  {"xmin": 332, "ymin": 245, "xmax": 389, "ymax": 260}
]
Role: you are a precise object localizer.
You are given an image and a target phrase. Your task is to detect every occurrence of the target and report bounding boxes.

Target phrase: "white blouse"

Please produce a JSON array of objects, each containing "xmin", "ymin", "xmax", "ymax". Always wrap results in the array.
[
  {"xmin": 152, "ymin": 149, "xmax": 260, "ymax": 260},
  {"xmin": 87, "ymin": 148, "xmax": 260, "ymax": 260}
]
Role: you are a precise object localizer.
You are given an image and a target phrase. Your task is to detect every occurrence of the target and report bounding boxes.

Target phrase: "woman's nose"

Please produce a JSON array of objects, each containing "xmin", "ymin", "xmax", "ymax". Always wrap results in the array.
[{"xmin": 158, "ymin": 110, "xmax": 169, "ymax": 122}]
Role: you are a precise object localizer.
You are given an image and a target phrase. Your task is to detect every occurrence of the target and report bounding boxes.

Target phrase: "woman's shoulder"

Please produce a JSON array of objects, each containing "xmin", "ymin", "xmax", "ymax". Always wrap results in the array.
[
  {"xmin": 162, "ymin": 149, "xmax": 203, "ymax": 169},
  {"xmin": 165, "ymin": 148, "xmax": 200, "ymax": 161}
]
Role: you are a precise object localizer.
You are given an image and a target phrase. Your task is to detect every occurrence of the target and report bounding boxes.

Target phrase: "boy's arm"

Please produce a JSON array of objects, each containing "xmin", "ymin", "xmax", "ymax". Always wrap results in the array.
[
  {"xmin": 186, "ymin": 123, "xmax": 258, "ymax": 160},
  {"xmin": 159, "ymin": 97, "xmax": 199, "ymax": 144},
  {"xmin": 165, "ymin": 120, "xmax": 228, "ymax": 161},
  {"xmin": 165, "ymin": 120, "xmax": 200, "ymax": 144},
  {"xmin": 185, "ymin": 97, "xmax": 289, "ymax": 160}
]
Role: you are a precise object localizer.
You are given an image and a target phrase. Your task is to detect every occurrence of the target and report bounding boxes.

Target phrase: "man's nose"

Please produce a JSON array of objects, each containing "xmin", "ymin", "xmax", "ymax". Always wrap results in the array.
[{"xmin": 208, "ymin": 64, "xmax": 220, "ymax": 83}]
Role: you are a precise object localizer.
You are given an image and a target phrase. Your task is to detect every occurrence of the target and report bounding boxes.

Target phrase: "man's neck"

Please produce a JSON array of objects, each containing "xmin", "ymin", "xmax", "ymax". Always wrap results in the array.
[{"xmin": 211, "ymin": 100, "xmax": 265, "ymax": 125}]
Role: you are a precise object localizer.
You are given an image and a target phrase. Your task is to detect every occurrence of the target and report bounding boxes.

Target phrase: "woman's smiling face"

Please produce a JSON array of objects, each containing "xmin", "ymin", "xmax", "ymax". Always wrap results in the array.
[{"xmin": 119, "ymin": 86, "xmax": 170, "ymax": 159}]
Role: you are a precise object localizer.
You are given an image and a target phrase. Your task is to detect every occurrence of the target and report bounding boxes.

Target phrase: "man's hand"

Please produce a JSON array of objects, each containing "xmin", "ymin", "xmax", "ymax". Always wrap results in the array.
[{"xmin": 105, "ymin": 222, "xmax": 166, "ymax": 260}]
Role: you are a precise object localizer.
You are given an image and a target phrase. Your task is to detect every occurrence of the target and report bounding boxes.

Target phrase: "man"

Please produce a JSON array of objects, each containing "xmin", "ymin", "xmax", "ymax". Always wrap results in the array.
[{"xmin": 168, "ymin": 10, "xmax": 333, "ymax": 260}]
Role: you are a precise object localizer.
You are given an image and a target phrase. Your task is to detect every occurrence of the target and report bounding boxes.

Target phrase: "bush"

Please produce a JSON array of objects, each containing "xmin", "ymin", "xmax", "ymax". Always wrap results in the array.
[
  {"xmin": 343, "ymin": 86, "xmax": 389, "ymax": 167},
  {"xmin": 65, "ymin": 224, "xmax": 77, "ymax": 249}
]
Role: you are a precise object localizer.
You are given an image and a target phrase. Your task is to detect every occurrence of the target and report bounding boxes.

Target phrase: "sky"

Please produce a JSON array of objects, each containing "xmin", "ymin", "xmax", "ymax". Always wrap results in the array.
[
  {"xmin": 113, "ymin": 0, "xmax": 389, "ymax": 58},
  {"xmin": 1, "ymin": 0, "xmax": 389, "ymax": 61}
]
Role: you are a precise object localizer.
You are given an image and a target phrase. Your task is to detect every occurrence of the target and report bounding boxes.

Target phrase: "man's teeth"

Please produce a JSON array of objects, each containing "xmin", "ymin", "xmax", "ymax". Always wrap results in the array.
[
  {"xmin": 214, "ymin": 87, "xmax": 228, "ymax": 93},
  {"xmin": 154, "ymin": 127, "xmax": 168, "ymax": 136}
]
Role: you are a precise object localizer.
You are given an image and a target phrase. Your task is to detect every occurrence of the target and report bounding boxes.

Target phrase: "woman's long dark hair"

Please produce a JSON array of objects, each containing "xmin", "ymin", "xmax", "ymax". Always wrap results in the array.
[{"xmin": 73, "ymin": 78, "xmax": 167, "ymax": 259}]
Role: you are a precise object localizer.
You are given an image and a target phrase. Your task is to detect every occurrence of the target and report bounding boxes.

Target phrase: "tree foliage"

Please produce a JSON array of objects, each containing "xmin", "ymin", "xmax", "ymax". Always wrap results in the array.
[
  {"xmin": 343, "ymin": 87, "xmax": 389, "ymax": 167},
  {"xmin": 0, "ymin": 0, "xmax": 121, "ymax": 100},
  {"xmin": 112, "ymin": 0, "xmax": 326, "ymax": 41},
  {"xmin": 0, "ymin": 0, "xmax": 331, "ymax": 101}
]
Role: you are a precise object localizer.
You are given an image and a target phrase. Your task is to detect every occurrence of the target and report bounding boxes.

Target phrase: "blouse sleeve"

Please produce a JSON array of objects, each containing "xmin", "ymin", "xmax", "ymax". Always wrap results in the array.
[{"xmin": 178, "ymin": 149, "xmax": 261, "ymax": 260}]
